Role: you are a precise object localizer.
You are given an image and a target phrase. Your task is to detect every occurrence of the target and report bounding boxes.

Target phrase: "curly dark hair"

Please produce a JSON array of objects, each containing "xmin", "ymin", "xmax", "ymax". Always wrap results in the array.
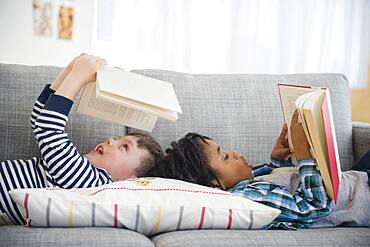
[
  {"xmin": 145, "ymin": 132, "xmax": 222, "ymax": 188},
  {"xmin": 128, "ymin": 132, "xmax": 164, "ymax": 177}
]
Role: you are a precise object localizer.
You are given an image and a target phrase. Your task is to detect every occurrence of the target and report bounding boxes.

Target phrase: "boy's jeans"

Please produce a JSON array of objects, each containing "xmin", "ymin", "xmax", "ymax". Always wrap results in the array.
[{"xmin": 351, "ymin": 149, "xmax": 370, "ymax": 186}]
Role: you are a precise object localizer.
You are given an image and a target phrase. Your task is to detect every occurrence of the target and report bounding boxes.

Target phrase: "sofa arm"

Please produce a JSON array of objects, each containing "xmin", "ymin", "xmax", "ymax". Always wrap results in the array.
[{"xmin": 352, "ymin": 121, "xmax": 370, "ymax": 163}]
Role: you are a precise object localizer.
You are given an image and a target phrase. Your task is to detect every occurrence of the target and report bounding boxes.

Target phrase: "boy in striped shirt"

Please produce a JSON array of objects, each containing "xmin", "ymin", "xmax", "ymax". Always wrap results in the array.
[{"xmin": 0, "ymin": 54, "xmax": 164, "ymax": 225}]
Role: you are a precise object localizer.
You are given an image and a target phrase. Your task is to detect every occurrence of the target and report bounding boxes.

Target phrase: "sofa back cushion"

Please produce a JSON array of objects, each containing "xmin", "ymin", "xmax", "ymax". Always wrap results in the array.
[
  {"xmin": 0, "ymin": 63, "xmax": 126, "ymax": 161},
  {"xmin": 130, "ymin": 70, "xmax": 354, "ymax": 170}
]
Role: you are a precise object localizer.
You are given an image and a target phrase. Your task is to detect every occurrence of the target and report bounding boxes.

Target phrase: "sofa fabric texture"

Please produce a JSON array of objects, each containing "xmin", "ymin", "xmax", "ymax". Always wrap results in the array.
[
  {"xmin": 151, "ymin": 228, "xmax": 370, "ymax": 247},
  {"xmin": 352, "ymin": 121, "xmax": 370, "ymax": 162},
  {"xmin": 0, "ymin": 226, "xmax": 154, "ymax": 247},
  {"xmin": 0, "ymin": 63, "xmax": 369, "ymax": 246}
]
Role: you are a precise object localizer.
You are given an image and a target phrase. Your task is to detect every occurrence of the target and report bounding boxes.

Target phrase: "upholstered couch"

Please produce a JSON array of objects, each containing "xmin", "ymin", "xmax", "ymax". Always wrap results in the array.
[{"xmin": 0, "ymin": 63, "xmax": 369, "ymax": 246}]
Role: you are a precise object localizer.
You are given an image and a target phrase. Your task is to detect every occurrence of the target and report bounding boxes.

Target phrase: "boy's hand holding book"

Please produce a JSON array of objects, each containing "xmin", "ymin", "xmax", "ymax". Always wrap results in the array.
[
  {"xmin": 271, "ymin": 123, "xmax": 292, "ymax": 160},
  {"xmin": 290, "ymin": 110, "xmax": 312, "ymax": 162},
  {"xmin": 56, "ymin": 54, "xmax": 107, "ymax": 101},
  {"xmin": 50, "ymin": 53, "xmax": 86, "ymax": 91},
  {"xmin": 69, "ymin": 54, "xmax": 107, "ymax": 86}
]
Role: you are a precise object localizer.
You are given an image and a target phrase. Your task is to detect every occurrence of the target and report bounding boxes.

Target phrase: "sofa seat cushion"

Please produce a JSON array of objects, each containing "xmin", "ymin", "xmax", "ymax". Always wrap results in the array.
[
  {"xmin": 151, "ymin": 228, "xmax": 370, "ymax": 247},
  {"xmin": 0, "ymin": 226, "xmax": 154, "ymax": 247}
]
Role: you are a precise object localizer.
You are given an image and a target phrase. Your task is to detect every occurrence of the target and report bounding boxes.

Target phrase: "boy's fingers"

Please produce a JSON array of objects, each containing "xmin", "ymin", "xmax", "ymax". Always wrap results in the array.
[
  {"xmin": 278, "ymin": 148, "xmax": 291, "ymax": 156},
  {"xmin": 90, "ymin": 56, "xmax": 106, "ymax": 64},
  {"xmin": 87, "ymin": 55, "xmax": 97, "ymax": 60},
  {"xmin": 283, "ymin": 137, "xmax": 289, "ymax": 147},
  {"xmin": 97, "ymin": 59, "xmax": 107, "ymax": 69},
  {"xmin": 98, "ymin": 58, "xmax": 107, "ymax": 64},
  {"xmin": 76, "ymin": 53, "xmax": 87, "ymax": 60},
  {"xmin": 278, "ymin": 123, "xmax": 288, "ymax": 140},
  {"xmin": 291, "ymin": 110, "xmax": 298, "ymax": 126}
]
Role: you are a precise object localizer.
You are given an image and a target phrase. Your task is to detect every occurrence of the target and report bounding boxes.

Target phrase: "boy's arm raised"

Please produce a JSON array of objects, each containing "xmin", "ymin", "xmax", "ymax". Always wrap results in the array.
[
  {"xmin": 55, "ymin": 55, "xmax": 106, "ymax": 101},
  {"xmin": 50, "ymin": 54, "xmax": 84, "ymax": 92},
  {"xmin": 33, "ymin": 55, "xmax": 111, "ymax": 189},
  {"xmin": 29, "ymin": 85, "xmax": 55, "ymax": 131},
  {"xmin": 30, "ymin": 54, "xmax": 82, "ymax": 130}
]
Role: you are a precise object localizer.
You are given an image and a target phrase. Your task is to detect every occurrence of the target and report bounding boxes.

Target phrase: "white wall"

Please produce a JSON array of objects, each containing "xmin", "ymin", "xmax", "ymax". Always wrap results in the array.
[{"xmin": 0, "ymin": 0, "xmax": 94, "ymax": 66}]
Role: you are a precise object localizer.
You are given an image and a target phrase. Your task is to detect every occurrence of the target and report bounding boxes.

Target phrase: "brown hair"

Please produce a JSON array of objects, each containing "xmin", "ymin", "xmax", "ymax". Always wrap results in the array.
[{"xmin": 128, "ymin": 132, "xmax": 164, "ymax": 177}]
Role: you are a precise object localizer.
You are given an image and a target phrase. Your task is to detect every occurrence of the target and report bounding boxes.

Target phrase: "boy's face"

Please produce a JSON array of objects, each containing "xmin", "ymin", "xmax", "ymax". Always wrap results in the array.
[
  {"xmin": 84, "ymin": 136, "xmax": 148, "ymax": 181},
  {"xmin": 201, "ymin": 139, "xmax": 253, "ymax": 190}
]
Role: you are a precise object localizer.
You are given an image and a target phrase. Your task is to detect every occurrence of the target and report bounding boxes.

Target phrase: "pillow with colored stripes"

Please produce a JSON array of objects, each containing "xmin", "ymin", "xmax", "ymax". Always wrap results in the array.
[{"xmin": 9, "ymin": 177, "xmax": 280, "ymax": 236}]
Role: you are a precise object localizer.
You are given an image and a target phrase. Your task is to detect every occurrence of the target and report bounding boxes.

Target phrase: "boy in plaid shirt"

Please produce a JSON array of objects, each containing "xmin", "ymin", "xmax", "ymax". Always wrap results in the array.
[{"xmin": 148, "ymin": 110, "xmax": 370, "ymax": 229}]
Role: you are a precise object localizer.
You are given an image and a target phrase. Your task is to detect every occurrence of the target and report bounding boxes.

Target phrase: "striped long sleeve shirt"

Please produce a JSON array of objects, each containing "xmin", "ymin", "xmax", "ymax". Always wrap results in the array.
[
  {"xmin": 229, "ymin": 158, "xmax": 332, "ymax": 230},
  {"xmin": 0, "ymin": 84, "xmax": 113, "ymax": 225}
]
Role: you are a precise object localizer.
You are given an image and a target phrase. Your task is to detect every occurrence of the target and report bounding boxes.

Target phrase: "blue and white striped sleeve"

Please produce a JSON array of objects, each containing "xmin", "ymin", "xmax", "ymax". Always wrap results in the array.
[
  {"xmin": 32, "ymin": 93, "xmax": 113, "ymax": 189},
  {"xmin": 30, "ymin": 84, "xmax": 55, "ymax": 131}
]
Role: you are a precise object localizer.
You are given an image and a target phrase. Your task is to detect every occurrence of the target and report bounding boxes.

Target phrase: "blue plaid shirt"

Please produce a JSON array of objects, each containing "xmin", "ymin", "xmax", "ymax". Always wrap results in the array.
[{"xmin": 228, "ymin": 158, "xmax": 332, "ymax": 230}]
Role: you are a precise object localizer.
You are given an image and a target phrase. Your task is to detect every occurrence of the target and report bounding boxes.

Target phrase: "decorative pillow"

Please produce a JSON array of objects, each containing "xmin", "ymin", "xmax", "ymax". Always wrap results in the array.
[{"xmin": 9, "ymin": 177, "xmax": 280, "ymax": 236}]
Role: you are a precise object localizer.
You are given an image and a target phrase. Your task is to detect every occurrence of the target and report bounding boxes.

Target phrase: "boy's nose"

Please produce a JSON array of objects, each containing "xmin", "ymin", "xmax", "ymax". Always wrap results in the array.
[
  {"xmin": 230, "ymin": 150, "xmax": 239, "ymax": 159},
  {"xmin": 106, "ymin": 138, "xmax": 115, "ymax": 146}
]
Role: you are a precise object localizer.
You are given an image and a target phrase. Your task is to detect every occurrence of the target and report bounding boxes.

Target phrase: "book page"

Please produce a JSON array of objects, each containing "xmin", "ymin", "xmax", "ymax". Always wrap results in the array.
[
  {"xmin": 96, "ymin": 83, "xmax": 178, "ymax": 122},
  {"xmin": 97, "ymin": 67, "xmax": 182, "ymax": 114},
  {"xmin": 278, "ymin": 84, "xmax": 318, "ymax": 125},
  {"xmin": 278, "ymin": 84, "xmax": 318, "ymax": 165},
  {"xmin": 295, "ymin": 93, "xmax": 317, "ymax": 160},
  {"xmin": 76, "ymin": 82, "xmax": 158, "ymax": 132}
]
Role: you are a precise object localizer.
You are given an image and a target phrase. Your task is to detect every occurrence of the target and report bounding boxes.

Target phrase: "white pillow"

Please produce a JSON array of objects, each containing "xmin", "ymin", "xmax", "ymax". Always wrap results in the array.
[{"xmin": 9, "ymin": 177, "xmax": 280, "ymax": 236}]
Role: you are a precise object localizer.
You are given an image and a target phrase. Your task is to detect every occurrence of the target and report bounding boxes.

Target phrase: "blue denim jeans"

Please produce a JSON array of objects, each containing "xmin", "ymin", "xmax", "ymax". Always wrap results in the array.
[{"xmin": 351, "ymin": 149, "xmax": 370, "ymax": 185}]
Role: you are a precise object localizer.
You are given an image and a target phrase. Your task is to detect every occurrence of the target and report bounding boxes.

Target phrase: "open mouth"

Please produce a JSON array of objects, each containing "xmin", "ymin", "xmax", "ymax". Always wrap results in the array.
[{"xmin": 95, "ymin": 145, "xmax": 104, "ymax": 155}]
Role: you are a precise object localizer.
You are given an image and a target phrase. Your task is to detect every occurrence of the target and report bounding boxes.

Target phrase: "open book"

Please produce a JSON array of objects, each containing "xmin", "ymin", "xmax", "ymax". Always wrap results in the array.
[
  {"xmin": 76, "ymin": 67, "xmax": 182, "ymax": 132},
  {"xmin": 278, "ymin": 83, "xmax": 341, "ymax": 203}
]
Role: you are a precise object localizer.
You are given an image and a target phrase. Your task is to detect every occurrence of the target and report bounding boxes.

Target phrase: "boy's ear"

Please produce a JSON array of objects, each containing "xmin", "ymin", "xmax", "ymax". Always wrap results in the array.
[
  {"xmin": 210, "ymin": 179, "xmax": 218, "ymax": 188},
  {"xmin": 210, "ymin": 178, "xmax": 225, "ymax": 190}
]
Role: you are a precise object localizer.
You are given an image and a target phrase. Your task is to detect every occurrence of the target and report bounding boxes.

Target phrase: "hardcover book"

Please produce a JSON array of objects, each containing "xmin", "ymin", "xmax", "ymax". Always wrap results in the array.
[
  {"xmin": 76, "ymin": 67, "xmax": 182, "ymax": 132},
  {"xmin": 278, "ymin": 83, "xmax": 341, "ymax": 202}
]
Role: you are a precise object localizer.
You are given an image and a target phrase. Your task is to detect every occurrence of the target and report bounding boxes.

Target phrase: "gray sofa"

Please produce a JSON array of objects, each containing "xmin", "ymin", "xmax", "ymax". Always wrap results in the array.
[{"xmin": 0, "ymin": 63, "xmax": 369, "ymax": 246}]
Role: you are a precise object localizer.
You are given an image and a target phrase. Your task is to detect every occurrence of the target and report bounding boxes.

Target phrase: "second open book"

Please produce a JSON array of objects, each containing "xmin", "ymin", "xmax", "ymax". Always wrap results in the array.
[
  {"xmin": 76, "ymin": 67, "xmax": 182, "ymax": 132},
  {"xmin": 278, "ymin": 84, "xmax": 341, "ymax": 203}
]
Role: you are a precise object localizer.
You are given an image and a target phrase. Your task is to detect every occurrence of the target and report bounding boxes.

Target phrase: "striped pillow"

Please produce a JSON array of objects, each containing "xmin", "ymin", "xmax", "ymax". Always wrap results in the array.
[{"xmin": 9, "ymin": 177, "xmax": 280, "ymax": 236}]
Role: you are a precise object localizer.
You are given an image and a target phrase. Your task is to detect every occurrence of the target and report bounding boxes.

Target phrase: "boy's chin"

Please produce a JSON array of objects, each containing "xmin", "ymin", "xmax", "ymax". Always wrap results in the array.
[{"xmin": 84, "ymin": 153, "xmax": 97, "ymax": 163}]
